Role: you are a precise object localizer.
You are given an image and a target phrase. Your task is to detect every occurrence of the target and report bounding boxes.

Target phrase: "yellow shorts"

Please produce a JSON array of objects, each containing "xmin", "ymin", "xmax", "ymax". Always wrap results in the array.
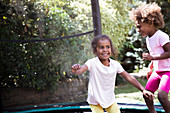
[{"xmin": 89, "ymin": 102, "xmax": 120, "ymax": 113}]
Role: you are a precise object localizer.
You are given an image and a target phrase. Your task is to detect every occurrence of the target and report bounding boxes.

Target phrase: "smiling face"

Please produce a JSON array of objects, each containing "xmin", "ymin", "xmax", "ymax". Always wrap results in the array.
[
  {"xmin": 135, "ymin": 20, "xmax": 157, "ymax": 37},
  {"xmin": 96, "ymin": 39, "xmax": 111, "ymax": 61},
  {"xmin": 135, "ymin": 20, "xmax": 151, "ymax": 37}
]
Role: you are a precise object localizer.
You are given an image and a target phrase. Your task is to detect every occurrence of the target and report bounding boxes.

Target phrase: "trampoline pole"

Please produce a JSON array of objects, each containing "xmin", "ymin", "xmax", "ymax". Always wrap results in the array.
[{"xmin": 91, "ymin": 0, "xmax": 102, "ymax": 36}]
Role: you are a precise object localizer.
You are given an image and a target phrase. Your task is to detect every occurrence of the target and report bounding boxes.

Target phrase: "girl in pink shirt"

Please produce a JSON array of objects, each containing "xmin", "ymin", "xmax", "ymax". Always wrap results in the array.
[
  {"xmin": 71, "ymin": 34, "xmax": 153, "ymax": 113},
  {"xmin": 129, "ymin": 2, "xmax": 170, "ymax": 113}
]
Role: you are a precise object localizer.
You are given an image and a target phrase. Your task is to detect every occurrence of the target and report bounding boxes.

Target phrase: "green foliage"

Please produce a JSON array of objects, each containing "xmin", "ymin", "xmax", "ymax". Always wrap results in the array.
[
  {"xmin": 2, "ymin": 0, "xmax": 168, "ymax": 90},
  {"xmin": 119, "ymin": 27, "xmax": 150, "ymax": 72},
  {"xmin": 0, "ymin": 0, "xmax": 93, "ymax": 90},
  {"xmin": 100, "ymin": 0, "xmax": 134, "ymax": 49}
]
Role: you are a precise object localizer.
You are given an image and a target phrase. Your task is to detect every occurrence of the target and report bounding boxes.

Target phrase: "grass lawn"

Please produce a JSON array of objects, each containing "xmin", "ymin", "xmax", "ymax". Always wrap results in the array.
[{"xmin": 115, "ymin": 78, "xmax": 170, "ymax": 103}]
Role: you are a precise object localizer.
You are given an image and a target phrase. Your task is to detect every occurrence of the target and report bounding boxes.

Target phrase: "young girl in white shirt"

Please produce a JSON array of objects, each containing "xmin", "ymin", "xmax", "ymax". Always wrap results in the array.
[
  {"xmin": 129, "ymin": 2, "xmax": 170, "ymax": 113},
  {"xmin": 71, "ymin": 34, "xmax": 153, "ymax": 113}
]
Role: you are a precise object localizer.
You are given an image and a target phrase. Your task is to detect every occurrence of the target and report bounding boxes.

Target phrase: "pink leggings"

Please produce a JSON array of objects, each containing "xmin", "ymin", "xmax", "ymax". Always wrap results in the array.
[{"xmin": 145, "ymin": 71, "xmax": 170, "ymax": 93}]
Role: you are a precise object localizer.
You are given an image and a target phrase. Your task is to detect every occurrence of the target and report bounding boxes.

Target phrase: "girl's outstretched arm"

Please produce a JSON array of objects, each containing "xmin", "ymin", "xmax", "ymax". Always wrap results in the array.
[
  {"xmin": 71, "ymin": 64, "xmax": 88, "ymax": 75},
  {"xmin": 120, "ymin": 71, "xmax": 154, "ymax": 100}
]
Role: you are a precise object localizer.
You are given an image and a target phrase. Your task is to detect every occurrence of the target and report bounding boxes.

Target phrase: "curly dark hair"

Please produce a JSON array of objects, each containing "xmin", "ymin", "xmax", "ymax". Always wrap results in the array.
[
  {"xmin": 129, "ymin": 2, "xmax": 165, "ymax": 28},
  {"xmin": 91, "ymin": 34, "xmax": 117, "ymax": 59}
]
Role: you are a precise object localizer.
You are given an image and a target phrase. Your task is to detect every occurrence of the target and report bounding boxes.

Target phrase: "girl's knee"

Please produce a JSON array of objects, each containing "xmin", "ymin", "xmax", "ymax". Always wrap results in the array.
[{"xmin": 143, "ymin": 93, "xmax": 151, "ymax": 100}]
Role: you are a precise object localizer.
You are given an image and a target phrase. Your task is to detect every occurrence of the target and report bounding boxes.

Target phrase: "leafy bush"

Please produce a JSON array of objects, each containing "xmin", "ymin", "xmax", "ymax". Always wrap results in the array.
[
  {"xmin": 0, "ymin": 0, "xmax": 93, "ymax": 90},
  {"xmin": 100, "ymin": 0, "xmax": 133, "ymax": 49}
]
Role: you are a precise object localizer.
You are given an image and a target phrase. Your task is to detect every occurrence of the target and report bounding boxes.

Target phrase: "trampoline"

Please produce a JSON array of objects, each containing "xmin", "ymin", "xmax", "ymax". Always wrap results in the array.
[{"xmin": 2, "ymin": 102, "xmax": 165, "ymax": 113}]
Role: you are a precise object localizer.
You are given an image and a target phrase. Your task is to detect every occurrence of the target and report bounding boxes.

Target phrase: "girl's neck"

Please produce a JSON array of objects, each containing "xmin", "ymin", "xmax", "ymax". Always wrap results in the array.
[
  {"xmin": 99, "ymin": 58, "xmax": 110, "ymax": 67},
  {"xmin": 148, "ymin": 28, "xmax": 157, "ymax": 37}
]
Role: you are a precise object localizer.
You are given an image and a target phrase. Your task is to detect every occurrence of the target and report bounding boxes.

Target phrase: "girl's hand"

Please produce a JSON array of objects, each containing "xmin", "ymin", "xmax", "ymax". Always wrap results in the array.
[
  {"xmin": 71, "ymin": 64, "xmax": 81, "ymax": 74},
  {"xmin": 142, "ymin": 53, "xmax": 153, "ymax": 60},
  {"xmin": 143, "ymin": 90, "xmax": 154, "ymax": 100},
  {"xmin": 71, "ymin": 64, "xmax": 88, "ymax": 75}
]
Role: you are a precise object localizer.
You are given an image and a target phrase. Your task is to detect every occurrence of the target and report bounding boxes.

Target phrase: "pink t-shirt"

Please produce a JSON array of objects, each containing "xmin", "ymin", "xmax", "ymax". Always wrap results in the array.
[
  {"xmin": 146, "ymin": 30, "xmax": 170, "ymax": 71},
  {"xmin": 85, "ymin": 57, "xmax": 124, "ymax": 108}
]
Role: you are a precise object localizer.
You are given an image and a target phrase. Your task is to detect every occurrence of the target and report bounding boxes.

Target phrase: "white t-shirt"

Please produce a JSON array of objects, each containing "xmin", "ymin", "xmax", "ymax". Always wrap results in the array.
[
  {"xmin": 146, "ymin": 30, "xmax": 170, "ymax": 71},
  {"xmin": 85, "ymin": 57, "xmax": 124, "ymax": 108}
]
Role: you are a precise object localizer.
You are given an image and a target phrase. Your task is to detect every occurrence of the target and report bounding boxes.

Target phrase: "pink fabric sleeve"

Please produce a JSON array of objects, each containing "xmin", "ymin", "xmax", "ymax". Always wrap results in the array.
[{"xmin": 159, "ymin": 33, "xmax": 170, "ymax": 47}]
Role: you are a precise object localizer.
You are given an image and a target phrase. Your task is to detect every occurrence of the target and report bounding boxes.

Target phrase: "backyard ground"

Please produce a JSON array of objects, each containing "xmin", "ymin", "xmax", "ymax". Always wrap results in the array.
[{"xmin": 115, "ymin": 77, "xmax": 170, "ymax": 103}]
